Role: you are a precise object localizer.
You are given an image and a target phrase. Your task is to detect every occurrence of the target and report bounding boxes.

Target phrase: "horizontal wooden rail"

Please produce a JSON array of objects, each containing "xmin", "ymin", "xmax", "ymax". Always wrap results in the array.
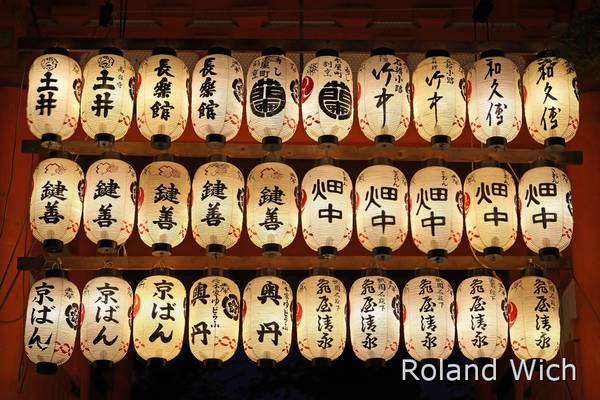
[
  {"xmin": 17, "ymin": 255, "xmax": 571, "ymax": 271},
  {"xmin": 21, "ymin": 140, "xmax": 583, "ymax": 164}
]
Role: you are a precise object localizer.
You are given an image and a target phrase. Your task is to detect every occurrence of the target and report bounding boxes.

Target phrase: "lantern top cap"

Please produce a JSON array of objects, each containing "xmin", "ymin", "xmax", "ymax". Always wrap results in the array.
[
  {"xmin": 522, "ymin": 264, "xmax": 545, "ymax": 277},
  {"xmin": 415, "ymin": 267, "xmax": 440, "ymax": 277},
  {"xmin": 99, "ymin": 47, "xmax": 124, "ymax": 56},
  {"xmin": 480, "ymin": 49, "xmax": 505, "ymax": 58},
  {"xmin": 469, "ymin": 267, "xmax": 494, "ymax": 277},
  {"xmin": 425, "ymin": 158, "xmax": 447, "ymax": 168},
  {"xmin": 315, "ymin": 48, "xmax": 339, "ymax": 57},
  {"xmin": 149, "ymin": 267, "xmax": 171, "ymax": 276},
  {"xmin": 262, "ymin": 47, "xmax": 285, "ymax": 56},
  {"xmin": 45, "ymin": 268, "xmax": 68, "ymax": 278},
  {"xmin": 425, "ymin": 49, "xmax": 450, "ymax": 58},
  {"xmin": 47, "ymin": 150, "xmax": 72, "ymax": 160},
  {"xmin": 152, "ymin": 46, "xmax": 177, "ymax": 56},
  {"xmin": 477, "ymin": 159, "xmax": 500, "ymax": 169},
  {"xmin": 530, "ymin": 159, "xmax": 556, "ymax": 169},
  {"xmin": 43, "ymin": 47, "xmax": 69, "ymax": 56},
  {"xmin": 97, "ymin": 267, "xmax": 122, "ymax": 278},
  {"xmin": 100, "ymin": 151, "xmax": 122, "ymax": 160},
  {"xmin": 208, "ymin": 154, "xmax": 229, "ymax": 163},
  {"xmin": 208, "ymin": 46, "xmax": 231, "ymax": 56},
  {"xmin": 537, "ymin": 49, "xmax": 559, "ymax": 59},
  {"xmin": 370, "ymin": 47, "xmax": 395, "ymax": 56},
  {"xmin": 153, "ymin": 153, "xmax": 176, "ymax": 162}
]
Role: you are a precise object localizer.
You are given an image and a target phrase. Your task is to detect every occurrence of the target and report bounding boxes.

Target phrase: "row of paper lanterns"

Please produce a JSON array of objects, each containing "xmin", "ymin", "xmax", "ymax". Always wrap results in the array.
[
  {"xmin": 24, "ymin": 268, "xmax": 560, "ymax": 373},
  {"xmin": 30, "ymin": 156, "xmax": 573, "ymax": 259},
  {"xmin": 27, "ymin": 46, "xmax": 578, "ymax": 150}
]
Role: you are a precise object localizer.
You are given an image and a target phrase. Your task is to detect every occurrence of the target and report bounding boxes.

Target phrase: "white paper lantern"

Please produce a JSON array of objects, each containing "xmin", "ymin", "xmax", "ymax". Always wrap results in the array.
[
  {"xmin": 80, "ymin": 274, "xmax": 133, "ymax": 365},
  {"xmin": 508, "ymin": 275, "xmax": 560, "ymax": 362},
  {"xmin": 133, "ymin": 273, "xmax": 186, "ymax": 364},
  {"xmin": 412, "ymin": 50, "xmax": 466, "ymax": 148},
  {"xmin": 518, "ymin": 165, "xmax": 573, "ymax": 259},
  {"xmin": 467, "ymin": 50, "xmax": 522, "ymax": 148},
  {"xmin": 403, "ymin": 274, "xmax": 455, "ymax": 361},
  {"xmin": 349, "ymin": 275, "xmax": 401, "ymax": 365},
  {"xmin": 246, "ymin": 162, "xmax": 298, "ymax": 255},
  {"xmin": 356, "ymin": 49, "xmax": 411, "ymax": 145},
  {"xmin": 191, "ymin": 48, "xmax": 244, "ymax": 147},
  {"xmin": 456, "ymin": 273, "xmax": 508, "ymax": 361},
  {"xmin": 30, "ymin": 157, "xmax": 84, "ymax": 253},
  {"xmin": 300, "ymin": 163, "xmax": 353, "ymax": 258},
  {"xmin": 136, "ymin": 48, "xmax": 189, "ymax": 149},
  {"xmin": 80, "ymin": 48, "xmax": 135, "ymax": 145},
  {"xmin": 26, "ymin": 48, "xmax": 82, "ymax": 147},
  {"xmin": 24, "ymin": 271, "xmax": 80, "ymax": 373},
  {"xmin": 296, "ymin": 275, "xmax": 347, "ymax": 364},
  {"xmin": 83, "ymin": 158, "xmax": 137, "ymax": 254},
  {"xmin": 409, "ymin": 163, "xmax": 463, "ymax": 260},
  {"xmin": 523, "ymin": 53, "xmax": 579, "ymax": 149},
  {"xmin": 463, "ymin": 165, "xmax": 517, "ymax": 258},
  {"xmin": 301, "ymin": 49, "xmax": 354, "ymax": 146},
  {"xmin": 246, "ymin": 49, "xmax": 299, "ymax": 150},
  {"xmin": 242, "ymin": 275, "xmax": 293, "ymax": 366},
  {"xmin": 191, "ymin": 160, "xmax": 244, "ymax": 255},
  {"xmin": 188, "ymin": 275, "xmax": 240, "ymax": 366},
  {"xmin": 355, "ymin": 164, "xmax": 409, "ymax": 258},
  {"xmin": 137, "ymin": 160, "xmax": 190, "ymax": 255}
]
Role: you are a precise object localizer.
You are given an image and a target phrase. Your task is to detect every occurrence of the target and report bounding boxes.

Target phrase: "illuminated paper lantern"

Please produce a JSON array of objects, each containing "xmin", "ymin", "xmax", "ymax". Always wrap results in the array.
[
  {"xmin": 24, "ymin": 270, "xmax": 80, "ymax": 374},
  {"xmin": 246, "ymin": 162, "xmax": 298, "ymax": 255},
  {"xmin": 456, "ymin": 272, "xmax": 508, "ymax": 361},
  {"xmin": 349, "ymin": 275, "xmax": 400, "ymax": 365},
  {"xmin": 518, "ymin": 164, "xmax": 573, "ymax": 259},
  {"xmin": 463, "ymin": 164, "xmax": 517, "ymax": 258},
  {"xmin": 137, "ymin": 160, "xmax": 190, "ymax": 255},
  {"xmin": 191, "ymin": 160, "xmax": 244, "ymax": 255},
  {"xmin": 301, "ymin": 49, "xmax": 354, "ymax": 146},
  {"xmin": 356, "ymin": 48, "xmax": 411, "ymax": 146},
  {"xmin": 242, "ymin": 275, "xmax": 293, "ymax": 366},
  {"xmin": 136, "ymin": 48, "xmax": 189, "ymax": 149},
  {"xmin": 246, "ymin": 48, "xmax": 299, "ymax": 150},
  {"xmin": 508, "ymin": 274, "xmax": 560, "ymax": 362},
  {"xmin": 26, "ymin": 47, "xmax": 82, "ymax": 147},
  {"xmin": 355, "ymin": 163, "xmax": 409, "ymax": 258},
  {"xmin": 412, "ymin": 50, "xmax": 466, "ymax": 148},
  {"xmin": 80, "ymin": 47, "xmax": 135, "ymax": 146},
  {"xmin": 188, "ymin": 275, "xmax": 240, "ymax": 366},
  {"xmin": 403, "ymin": 273, "xmax": 455, "ymax": 361},
  {"xmin": 83, "ymin": 157, "xmax": 137, "ymax": 254},
  {"xmin": 191, "ymin": 48, "xmax": 244, "ymax": 148},
  {"xmin": 409, "ymin": 163, "xmax": 463, "ymax": 260},
  {"xmin": 296, "ymin": 275, "xmax": 347, "ymax": 364},
  {"xmin": 30, "ymin": 157, "xmax": 84, "ymax": 253},
  {"xmin": 80, "ymin": 272, "xmax": 133, "ymax": 366},
  {"xmin": 523, "ymin": 51, "xmax": 579, "ymax": 149},
  {"xmin": 133, "ymin": 273, "xmax": 186, "ymax": 365},
  {"xmin": 467, "ymin": 50, "xmax": 522, "ymax": 149},
  {"xmin": 300, "ymin": 163, "xmax": 353, "ymax": 258}
]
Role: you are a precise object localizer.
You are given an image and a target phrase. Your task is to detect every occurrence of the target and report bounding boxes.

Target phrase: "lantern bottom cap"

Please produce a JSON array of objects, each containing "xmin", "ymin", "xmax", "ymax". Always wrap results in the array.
[
  {"xmin": 318, "ymin": 135, "xmax": 338, "ymax": 149},
  {"xmin": 486, "ymin": 136, "xmax": 507, "ymax": 150},
  {"xmin": 152, "ymin": 243, "xmax": 172, "ymax": 256},
  {"xmin": 311, "ymin": 357, "xmax": 332, "ymax": 368},
  {"xmin": 483, "ymin": 246, "xmax": 503, "ymax": 261},
  {"xmin": 92, "ymin": 360, "xmax": 114, "ymax": 369},
  {"xmin": 147, "ymin": 358, "xmax": 167, "ymax": 368},
  {"xmin": 97, "ymin": 239, "xmax": 118, "ymax": 254},
  {"xmin": 539, "ymin": 247, "xmax": 560, "ymax": 261},
  {"xmin": 262, "ymin": 243, "xmax": 282, "ymax": 257},
  {"xmin": 365, "ymin": 358, "xmax": 386, "ymax": 368},
  {"xmin": 427, "ymin": 249, "xmax": 448, "ymax": 262},
  {"xmin": 206, "ymin": 134, "xmax": 226, "ymax": 149},
  {"xmin": 203, "ymin": 358, "xmax": 224, "ymax": 369},
  {"xmin": 318, "ymin": 246, "xmax": 338, "ymax": 259},
  {"xmin": 43, "ymin": 239, "xmax": 64, "ymax": 254},
  {"xmin": 95, "ymin": 133, "xmax": 115, "ymax": 147},
  {"xmin": 431, "ymin": 135, "xmax": 451, "ymax": 150},
  {"xmin": 375, "ymin": 134, "xmax": 395, "ymax": 148},
  {"xmin": 262, "ymin": 136, "xmax": 283, "ymax": 152},
  {"xmin": 373, "ymin": 246, "xmax": 392, "ymax": 260},
  {"xmin": 207, "ymin": 244, "xmax": 226, "ymax": 257},
  {"xmin": 36, "ymin": 362, "xmax": 58, "ymax": 375},
  {"xmin": 151, "ymin": 134, "xmax": 171, "ymax": 150},
  {"xmin": 257, "ymin": 359, "xmax": 277, "ymax": 369},
  {"xmin": 544, "ymin": 137, "xmax": 566, "ymax": 152},
  {"xmin": 41, "ymin": 133, "xmax": 62, "ymax": 149}
]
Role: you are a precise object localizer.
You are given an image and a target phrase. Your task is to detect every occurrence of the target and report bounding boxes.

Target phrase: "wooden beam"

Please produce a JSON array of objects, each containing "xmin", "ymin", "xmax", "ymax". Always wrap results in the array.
[
  {"xmin": 17, "ymin": 255, "xmax": 571, "ymax": 271},
  {"xmin": 21, "ymin": 140, "xmax": 583, "ymax": 165}
]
